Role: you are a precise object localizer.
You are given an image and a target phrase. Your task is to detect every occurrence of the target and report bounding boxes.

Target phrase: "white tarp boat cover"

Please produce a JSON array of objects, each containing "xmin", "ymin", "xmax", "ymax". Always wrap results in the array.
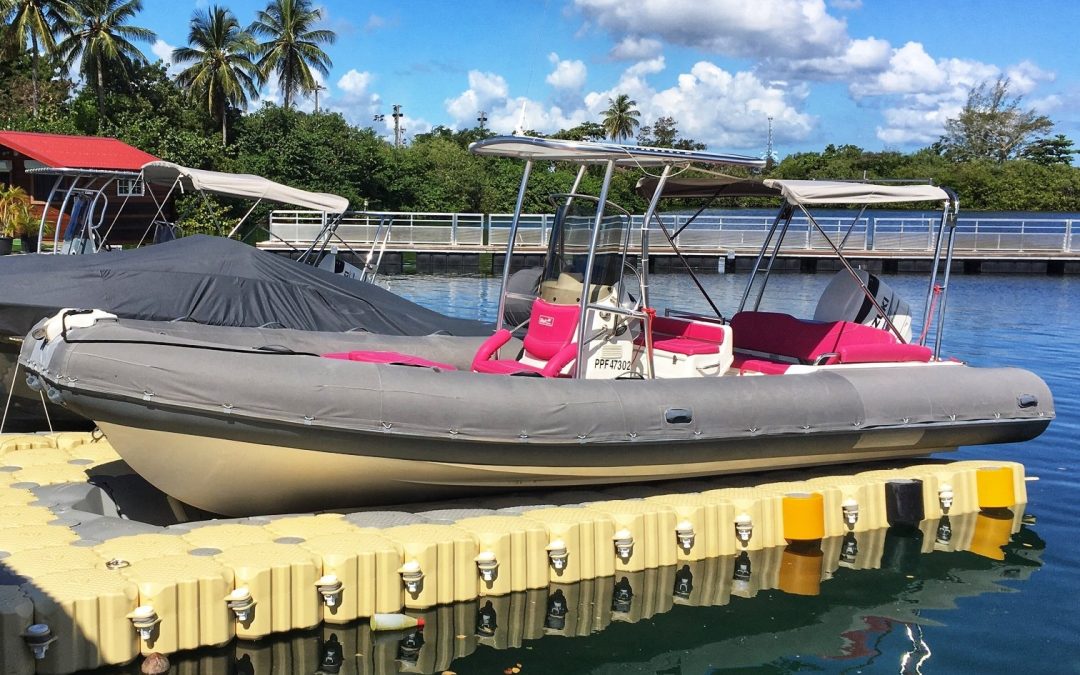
[
  {"xmin": 764, "ymin": 179, "xmax": 950, "ymax": 205},
  {"xmin": 141, "ymin": 161, "xmax": 350, "ymax": 213}
]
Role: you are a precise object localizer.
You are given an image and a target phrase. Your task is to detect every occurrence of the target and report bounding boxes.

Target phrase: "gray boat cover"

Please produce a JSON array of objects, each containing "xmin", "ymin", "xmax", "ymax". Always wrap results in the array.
[{"xmin": 0, "ymin": 236, "xmax": 488, "ymax": 338}]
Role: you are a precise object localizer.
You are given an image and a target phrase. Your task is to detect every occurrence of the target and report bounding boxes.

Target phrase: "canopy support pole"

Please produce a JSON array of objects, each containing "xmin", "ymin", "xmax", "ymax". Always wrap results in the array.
[
  {"xmin": 136, "ymin": 177, "xmax": 181, "ymax": 247},
  {"xmin": 752, "ymin": 209, "xmax": 794, "ymax": 311},
  {"xmin": 638, "ymin": 164, "xmax": 672, "ymax": 310},
  {"xmin": 575, "ymin": 160, "xmax": 616, "ymax": 376},
  {"xmin": 227, "ymin": 198, "xmax": 264, "ymax": 239},
  {"xmin": 798, "ymin": 204, "xmax": 906, "ymax": 342},
  {"xmin": 738, "ymin": 205, "xmax": 790, "ymax": 313},
  {"xmin": 495, "ymin": 159, "xmax": 533, "ymax": 333}
]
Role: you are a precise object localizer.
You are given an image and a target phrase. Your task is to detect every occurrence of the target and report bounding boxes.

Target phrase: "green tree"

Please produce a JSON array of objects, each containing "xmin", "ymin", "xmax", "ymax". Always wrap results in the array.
[
  {"xmin": 937, "ymin": 77, "xmax": 1053, "ymax": 163},
  {"xmin": 173, "ymin": 5, "xmax": 261, "ymax": 146},
  {"xmin": 550, "ymin": 121, "xmax": 607, "ymax": 142},
  {"xmin": 251, "ymin": 0, "xmax": 334, "ymax": 110},
  {"xmin": 55, "ymin": 0, "xmax": 155, "ymax": 121},
  {"xmin": 1, "ymin": 0, "xmax": 74, "ymax": 116},
  {"xmin": 637, "ymin": 115, "xmax": 706, "ymax": 150},
  {"xmin": 1022, "ymin": 134, "xmax": 1075, "ymax": 166},
  {"xmin": 601, "ymin": 94, "xmax": 640, "ymax": 143}
]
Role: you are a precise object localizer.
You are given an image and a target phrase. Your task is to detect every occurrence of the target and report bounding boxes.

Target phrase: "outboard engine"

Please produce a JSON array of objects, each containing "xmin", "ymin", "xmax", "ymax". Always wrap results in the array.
[{"xmin": 814, "ymin": 269, "xmax": 912, "ymax": 341}]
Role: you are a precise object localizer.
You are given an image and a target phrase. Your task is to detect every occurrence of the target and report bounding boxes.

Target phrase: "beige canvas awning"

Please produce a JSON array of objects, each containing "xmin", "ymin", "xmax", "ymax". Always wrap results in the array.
[
  {"xmin": 763, "ymin": 179, "xmax": 949, "ymax": 205},
  {"xmin": 141, "ymin": 161, "xmax": 349, "ymax": 213}
]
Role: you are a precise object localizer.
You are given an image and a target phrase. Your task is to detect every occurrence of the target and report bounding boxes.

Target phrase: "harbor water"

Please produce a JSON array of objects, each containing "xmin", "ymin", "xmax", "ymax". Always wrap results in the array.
[{"xmin": 60, "ymin": 270, "xmax": 1076, "ymax": 674}]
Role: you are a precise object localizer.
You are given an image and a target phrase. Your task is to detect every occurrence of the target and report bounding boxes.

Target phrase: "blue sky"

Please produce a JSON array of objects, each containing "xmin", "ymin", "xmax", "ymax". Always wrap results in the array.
[{"xmin": 141, "ymin": 0, "xmax": 1080, "ymax": 158}]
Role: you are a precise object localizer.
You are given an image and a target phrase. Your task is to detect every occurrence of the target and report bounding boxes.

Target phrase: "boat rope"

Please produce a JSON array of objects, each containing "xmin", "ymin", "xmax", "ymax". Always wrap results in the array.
[
  {"xmin": 57, "ymin": 336, "xmax": 323, "ymax": 358},
  {"xmin": 38, "ymin": 389, "xmax": 53, "ymax": 433},
  {"xmin": 0, "ymin": 360, "xmax": 20, "ymax": 433}
]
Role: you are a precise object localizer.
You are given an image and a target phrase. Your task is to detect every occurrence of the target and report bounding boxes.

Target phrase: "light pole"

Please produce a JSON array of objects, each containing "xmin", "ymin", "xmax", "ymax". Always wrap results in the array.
[
  {"xmin": 477, "ymin": 110, "xmax": 488, "ymax": 131},
  {"xmin": 765, "ymin": 116, "xmax": 776, "ymax": 170},
  {"xmin": 313, "ymin": 84, "xmax": 327, "ymax": 113},
  {"xmin": 392, "ymin": 104, "xmax": 404, "ymax": 148}
]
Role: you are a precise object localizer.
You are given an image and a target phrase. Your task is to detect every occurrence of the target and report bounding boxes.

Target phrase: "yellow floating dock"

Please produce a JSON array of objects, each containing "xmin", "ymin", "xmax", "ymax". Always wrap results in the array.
[{"xmin": 0, "ymin": 433, "xmax": 1030, "ymax": 674}]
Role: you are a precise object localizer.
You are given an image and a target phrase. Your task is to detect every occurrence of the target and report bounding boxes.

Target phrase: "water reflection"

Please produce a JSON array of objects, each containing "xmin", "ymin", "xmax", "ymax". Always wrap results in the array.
[{"xmin": 93, "ymin": 515, "xmax": 1043, "ymax": 674}]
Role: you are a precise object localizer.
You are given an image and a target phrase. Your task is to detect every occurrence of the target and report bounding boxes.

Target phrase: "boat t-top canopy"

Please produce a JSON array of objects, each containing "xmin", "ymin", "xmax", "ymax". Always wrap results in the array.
[
  {"xmin": 470, "ymin": 135, "xmax": 765, "ymax": 169},
  {"xmin": 763, "ymin": 179, "xmax": 951, "ymax": 205},
  {"xmin": 141, "ymin": 161, "xmax": 350, "ymax": 213}
]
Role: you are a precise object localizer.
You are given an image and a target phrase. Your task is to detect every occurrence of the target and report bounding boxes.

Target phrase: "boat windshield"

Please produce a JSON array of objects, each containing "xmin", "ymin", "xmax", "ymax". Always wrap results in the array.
[{"xmin": 543, "ymin": 195, "xmax": 630, "ymax": 290}]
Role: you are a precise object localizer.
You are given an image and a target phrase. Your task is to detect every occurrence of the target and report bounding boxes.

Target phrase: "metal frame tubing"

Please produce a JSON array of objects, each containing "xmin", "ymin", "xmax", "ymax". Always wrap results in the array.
[
  {"xmin": 738, "ymin": 204, "xmax": 790, "ymax": 312},
  {"xmin": 575, "ymin": 160, "xmax": 616, "ymax": 376},
  {"xmin": 837, "ymin": 205, "xmax": 869, "ymax": 251},
  {"xmin": 37, "ymin": 175, "xmax": 65, "ymax": 253},
  {"xmin": 933, "ymin": 191, "xmax": 960, "ymax": 358},
  {"xmin": 752, "ymin": 209, "xmax": 794, "ymax": 311},
  {"xmin": 494, "ymin": 159, "xmax": 534, "ymax": 332},
  {"xmin": 637, "ymin": 165, "xmax": 673, "ymax": 309},
  {"xmin": 798, "ymin": 204, "xmax": 905, "ymax": 342},
  {"xmin": 920, "ymin": 199, "xmax": 952, "ymax": 347}
]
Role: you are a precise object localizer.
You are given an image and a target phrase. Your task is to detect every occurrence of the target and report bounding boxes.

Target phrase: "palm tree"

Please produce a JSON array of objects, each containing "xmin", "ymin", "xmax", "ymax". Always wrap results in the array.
[
  {"xmin": 55, "ymin": 0, "xmax": 155, "ymax": 120},
  {"xmin": 601, "ymin": 94, "xmax": 641, "ymax": 143},
  {"xmin": 173, "ymin": 6, "xmax": 261, "ymax": 146},
  {"xmin": 2, "ymin": 0, "xmax": 75, "ymax": 116},
  {"xmin": 250, "ymin": 0, "xmax": 334, "ymax": 110}
]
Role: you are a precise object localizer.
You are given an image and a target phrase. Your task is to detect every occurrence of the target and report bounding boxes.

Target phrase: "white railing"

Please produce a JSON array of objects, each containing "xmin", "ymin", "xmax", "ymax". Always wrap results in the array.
[{"xmin": 268, "ymin": 210, "xmax": 1078, "ymax": 253}]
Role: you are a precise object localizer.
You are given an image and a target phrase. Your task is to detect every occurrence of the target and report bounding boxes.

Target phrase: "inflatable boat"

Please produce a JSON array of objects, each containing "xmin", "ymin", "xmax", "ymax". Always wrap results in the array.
[{"xmin": 18, "ymin": 137, "xmax": 1054, "ymax": 515}]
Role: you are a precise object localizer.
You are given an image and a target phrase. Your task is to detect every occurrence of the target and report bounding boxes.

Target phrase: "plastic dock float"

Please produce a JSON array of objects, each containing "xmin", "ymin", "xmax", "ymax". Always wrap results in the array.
[{"xmin": 1, "ymin": 432, "xmax": 1031, "ymax": 674}]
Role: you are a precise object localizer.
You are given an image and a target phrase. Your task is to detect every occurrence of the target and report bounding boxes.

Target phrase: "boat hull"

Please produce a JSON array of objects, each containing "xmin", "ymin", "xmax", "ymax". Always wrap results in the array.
[{"xmin": 22, "ymin": 319, "xmax": 1054, "ymax": 515}]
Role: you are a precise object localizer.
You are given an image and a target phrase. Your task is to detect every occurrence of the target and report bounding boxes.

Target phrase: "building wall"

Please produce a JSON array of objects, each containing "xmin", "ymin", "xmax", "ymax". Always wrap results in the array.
[{"xmin": 0, "ymin": 148, "xmax": 172, "ymax": 246}]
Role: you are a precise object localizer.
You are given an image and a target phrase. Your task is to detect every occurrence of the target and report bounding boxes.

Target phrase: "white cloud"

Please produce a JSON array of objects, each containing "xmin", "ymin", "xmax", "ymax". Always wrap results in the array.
[
  {"xmin": 573, "ymin": 0, "xmax": 848, "ymax": 59},
  {"xmin": 761, "ymin": 37, "xmax": 890, "ymax": 81},
  {"xmin": 445, "ymin": 70, "xmax": 512, "ymax": 121},
  {"xmin": 150, "ymin": 39, "xmax": 175, "ymax": 73},
  {"xmin": 337, "ymin": 69, "xmax": 373, "ymax": 96},
  {"xmin": 443, "ymin": 58, "xmax": 812, "ymax": 149},
  {"xmin": 546, "ymin": 53, "xmax": 588, "ymax": 90},
  {"xmin": 625, "ymin": 56, "xmax": 666, "ymax": 78},
  {"xmin": 1006, "ymin": 60, "xmax": 1055, "ymax": 94},
  {"xmin": 849, "ymin": 42, "xmax": 949, "ymax": 98},
  {"xmin": 610, "ymin": 36, "xmax": 662, "ymax": 61}
]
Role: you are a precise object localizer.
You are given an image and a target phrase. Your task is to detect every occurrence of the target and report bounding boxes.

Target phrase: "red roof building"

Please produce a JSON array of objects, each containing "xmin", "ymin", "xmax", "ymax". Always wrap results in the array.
[
  {"xmin": 0, "ymin": 131, "xmax": 159, "ymax": 171},
  {"xmin": 0, "ymin": 132, "xmax": 166, "ymax": 246}
]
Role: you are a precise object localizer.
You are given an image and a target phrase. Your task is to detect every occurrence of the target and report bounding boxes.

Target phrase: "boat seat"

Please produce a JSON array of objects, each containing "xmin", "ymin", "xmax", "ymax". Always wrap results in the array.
[
  {"xmin": 323, "ymin": 350, "xmax": 457, "ymax": 370},
  {"xmin": 473, "ymin": 298, "xmax": 579, "ymax": 377},
  {"xmin": 729, "ymin": 311, "xmax": 931, "ymax": 374},
  {"xmin": 644, "ymin": 316, "xmax": 727, "ymax": 355}
]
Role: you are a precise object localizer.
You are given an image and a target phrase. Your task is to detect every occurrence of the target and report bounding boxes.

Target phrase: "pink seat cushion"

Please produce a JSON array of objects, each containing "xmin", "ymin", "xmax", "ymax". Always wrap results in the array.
[
  {"xmin": 836, "ymin": 343, "xmax": 932, "ymax": 364},
  {"xmin": 730, "ymin": 311, "xmax": 896, "ymax": 363},
  {"xmin": 731, "ymin": 354, "xmax": 792, "ymax": 375},
  {"xmin": 523, "ymin": 299, "xmax": 581, "ymax": 360},
  {"xmin": 323, "ymin": 350, "xmax": 457, "ymax": 370},
  {"xmin": 642, "ymin": 316, "xmax": 725, "ymax": 355},
  {"xmin": 473, "ymin": 359, "xmax": 544, "ymax": 376},
  {"xmin": 651, "ymin": 336, "xmax": 720, "ymax": 355}
]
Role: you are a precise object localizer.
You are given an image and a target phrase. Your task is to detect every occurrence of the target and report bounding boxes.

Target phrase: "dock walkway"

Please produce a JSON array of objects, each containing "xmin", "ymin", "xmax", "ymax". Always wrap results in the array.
[{"xmin": 260, "ymin": 210, "xmax": 1080, "ymax": 274}]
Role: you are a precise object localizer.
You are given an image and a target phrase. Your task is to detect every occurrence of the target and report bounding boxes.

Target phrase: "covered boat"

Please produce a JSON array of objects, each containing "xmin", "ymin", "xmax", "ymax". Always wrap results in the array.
[
  {"xmin": 0, "ymin": 166, "xmax": 486, "ymax": 431},
  {"xmin": 18, "ymin": 137, "xmax": 1054, "ymax": 515}
]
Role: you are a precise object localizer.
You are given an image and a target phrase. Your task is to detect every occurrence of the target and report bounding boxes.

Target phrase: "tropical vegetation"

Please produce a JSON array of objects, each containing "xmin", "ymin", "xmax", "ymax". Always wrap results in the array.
[
  {"xmin": 1, "ymin": 1, "xmax": 1078, "ymax": 237},
  {"xmin": 250, "ymin": 0, "xmax": 333, "ymax": 110},
  {"xmin": 601, "ymin": 93, "xmax": 641, "ymax": 142},
  {"xmin": 172, "ymin": 5, "xmax": 260, "ymax": 145}
]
